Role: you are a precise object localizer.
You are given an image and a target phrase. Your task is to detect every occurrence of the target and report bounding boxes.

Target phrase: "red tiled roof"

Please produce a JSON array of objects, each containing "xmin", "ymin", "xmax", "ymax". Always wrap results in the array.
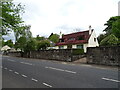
[{"xmin": 56, "ymin": 30, "xmax": 91, "ymax": 46}]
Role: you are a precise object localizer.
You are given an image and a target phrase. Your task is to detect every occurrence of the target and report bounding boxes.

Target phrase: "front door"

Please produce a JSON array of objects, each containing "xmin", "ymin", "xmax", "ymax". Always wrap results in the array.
[{"xmin": 67, "ymin": 44, "xmax": 72, "ymax": 49}]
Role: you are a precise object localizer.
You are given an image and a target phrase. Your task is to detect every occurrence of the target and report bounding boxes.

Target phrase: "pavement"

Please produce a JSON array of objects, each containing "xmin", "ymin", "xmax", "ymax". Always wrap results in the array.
[{"xmin": 1, "ymin": 55, "xmax": 119, "ymax": 88}]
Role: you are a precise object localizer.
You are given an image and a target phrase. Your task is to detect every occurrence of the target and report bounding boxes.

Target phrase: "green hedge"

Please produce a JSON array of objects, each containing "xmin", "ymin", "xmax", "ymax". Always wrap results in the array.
[{"xmin": 72, "ymin": 49, "xmax": 84, "ymax": 55}]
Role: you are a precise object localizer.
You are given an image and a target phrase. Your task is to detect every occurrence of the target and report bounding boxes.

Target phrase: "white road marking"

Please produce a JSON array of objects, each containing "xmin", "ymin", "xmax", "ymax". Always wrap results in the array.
[
  {"xmin": 43, "ymin": 82, "xmax": 52, "ymax": 88},
  {"xmin": 9, "ymin": 70, "xmax": 13, "ymax": 72},
  {"xmin": 81, "ymin": 65, "xmax": 92, "ymax": 67},
  {"xmin": 7, "ymin": 59, "xmax": 15, "ymax": 62},
  {"xmin": 31, "ymin": 78, "xmax": 38, "ymax": 82},
  {"xmin": 21, "ymin": 74, "xmax": 27, "ymax": 78},
  {"xmin": 64, "ymin": 70, "xmax": 76, "ymax": 74},
  {"xmin": 20, "ymin": 62, "xmax": 33, "ymax": 65},
  {"xmin": 14, "ymin": 72, "xmax": 19, "ymax": 75},
  {"xmin": 102, "ymin": 77, "xmax": 120, "ymax": 83},
  {"xmin": 4, "ymin": 68, "xmax": 7, "ymax": 70},
  {"xmin": 45, "ymin": 66, "xmax": 76, "ymax": 74}
]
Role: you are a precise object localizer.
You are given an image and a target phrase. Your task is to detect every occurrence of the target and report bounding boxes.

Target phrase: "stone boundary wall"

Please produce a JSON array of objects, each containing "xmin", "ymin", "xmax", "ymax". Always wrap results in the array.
[
  {"xmin": 86, "ymin": 46, "xmax": 120, "ymax": 66},
  {"xmin": 8, "ymin": 49, "xmax": 85, "ymax": 62},
  {"xmin": 7, "ymin": 51, "xmax": 21, "ymax": 57}
]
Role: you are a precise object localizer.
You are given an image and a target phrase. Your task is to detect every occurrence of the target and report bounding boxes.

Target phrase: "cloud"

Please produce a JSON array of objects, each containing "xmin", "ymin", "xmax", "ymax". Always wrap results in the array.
[{"xmin": 12, "ymin": 0, "xmax": 119, "ymax": 37}]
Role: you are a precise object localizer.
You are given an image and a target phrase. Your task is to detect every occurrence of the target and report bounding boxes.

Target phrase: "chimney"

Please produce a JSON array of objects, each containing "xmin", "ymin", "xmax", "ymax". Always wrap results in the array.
[
  {"xmin": 59, "ymin": 31, "xmax": 62, "ymax": 38},
  {"xmin": 89, "ymin": 25, "xmax": 92, "ymax": 35}
]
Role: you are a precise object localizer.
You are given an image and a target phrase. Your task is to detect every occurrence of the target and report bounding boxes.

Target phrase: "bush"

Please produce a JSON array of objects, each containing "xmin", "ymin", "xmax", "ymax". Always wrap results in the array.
[{"xmin": 72, "ymin": 49, "xmax": 84, "ymax": 55}]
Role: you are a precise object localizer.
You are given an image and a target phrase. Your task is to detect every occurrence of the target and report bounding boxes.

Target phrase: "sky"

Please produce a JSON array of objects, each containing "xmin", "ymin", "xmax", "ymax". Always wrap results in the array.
[{"xmin": 3, "ymin": 0, "xmax": 120, "ymax": 41}]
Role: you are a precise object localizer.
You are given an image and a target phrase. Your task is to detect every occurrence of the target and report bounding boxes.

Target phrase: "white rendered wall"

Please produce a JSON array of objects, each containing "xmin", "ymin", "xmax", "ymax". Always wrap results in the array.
[
  {"xmin": 72, "ymin": 45, "xmax": 76, "ymax": 48},
  {"xmin": 55, "ymin": 46, "xmax": 59, "ymax": 49},
  {"xmin": 88, "ymin": 30, "xmax": 99, "ymax": 47},
  {"xmin": 83, "ymin": 44, "xmax": 88, "ymax": 53},
  {"xmin": 64, "ymin": 45, "xmax": 67, "ymax": 49}
]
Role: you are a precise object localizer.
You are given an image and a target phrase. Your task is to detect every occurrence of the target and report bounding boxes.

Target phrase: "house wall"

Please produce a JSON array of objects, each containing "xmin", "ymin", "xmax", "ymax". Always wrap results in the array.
[
  {"xmin": 88, "ymin": 30, "xmax": 99, "ymax": 47},
  {"xmin": 72, "ymin": 45, "xmax": 76, "ymax": 48},
  {"xmin": 83, "ymin": 44, "xmax": 88, "ymax": 53},
  {"xmin": 64, "ymin": 45, "xmax": 67, "ymax": 49},
  {"xmin": 55, "ymin": 46, "xmax": 59, "ymax": 49}
]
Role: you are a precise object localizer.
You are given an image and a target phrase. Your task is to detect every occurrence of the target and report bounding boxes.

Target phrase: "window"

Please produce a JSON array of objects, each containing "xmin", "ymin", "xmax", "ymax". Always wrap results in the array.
[
  {"xmin": 77, "ymin": 45, "xmax": 83, "ymax": 49},
  {"xmin": 59, "ymin": 46, "xmax": 64, "ymax": 49},
  {"xmin": 69, "ymin": 37, "xmax": 75, "ymax": 40},
  {"xmin": 78, "ymin": 35, "xmax": 84, "ymax": 40},
  {"xmin": 94, "ymin": 38, "xmax": 96, "ymax": 42},
  {"xmin": 59, "ymin": 39, "xmax": 64, "ymax": 42}
]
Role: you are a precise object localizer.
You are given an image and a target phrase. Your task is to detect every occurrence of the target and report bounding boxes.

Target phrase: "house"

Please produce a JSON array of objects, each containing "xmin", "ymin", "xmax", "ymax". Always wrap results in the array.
[
  {"xmin": 55, "ymin": 26, "xmax": 99, "ymax": 53},
  {"xmin": 1, "ymin": 45, "xmax": 11, "ymax": 51}
]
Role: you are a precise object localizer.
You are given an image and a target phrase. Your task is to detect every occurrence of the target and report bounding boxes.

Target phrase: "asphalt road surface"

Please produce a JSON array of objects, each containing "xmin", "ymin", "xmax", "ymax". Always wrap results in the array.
[{"xmin": 1, "ymin": 55, "xmax": 119, "ymax": 88}]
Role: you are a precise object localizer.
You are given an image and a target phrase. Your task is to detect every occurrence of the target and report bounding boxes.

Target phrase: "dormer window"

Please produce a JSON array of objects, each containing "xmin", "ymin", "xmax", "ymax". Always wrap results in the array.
[
  {"xmin": 59, "ymin": 39, "xmax": 64, "ymax": 42},
  {"xmin": 69, "ymin": 37, "xmax": 75, "ymax": 40},
  {"xmin": 78, "ymin": 35, "xmax": 84, "ymax": 40}
]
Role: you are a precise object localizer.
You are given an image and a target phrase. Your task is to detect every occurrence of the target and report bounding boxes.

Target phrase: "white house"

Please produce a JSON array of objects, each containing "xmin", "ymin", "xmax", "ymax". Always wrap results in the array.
[{"xmin": 55, "ymin": 26, "xmax": 99, "ymax": 53}]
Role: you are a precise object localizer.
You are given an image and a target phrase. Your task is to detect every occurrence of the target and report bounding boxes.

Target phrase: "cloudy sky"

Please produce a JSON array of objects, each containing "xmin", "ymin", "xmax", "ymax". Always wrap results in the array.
[{"xmin": 4, "ymin": 0, "xmax": 120, "ymax": 41}]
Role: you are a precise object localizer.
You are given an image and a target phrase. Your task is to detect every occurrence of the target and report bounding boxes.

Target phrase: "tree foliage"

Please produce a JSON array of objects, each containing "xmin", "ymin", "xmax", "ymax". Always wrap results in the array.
[
  {"xmin": 37, "ymin": 40, "xmax": 50, "ymax": 50},
  {"xmin": 100, "ymin": 34, "xmax": 119, "ymax": 46},
  {"xmin": 4, "ymin": 39, "xmax": 14, "ymax": 48},
  {"xmin": 104, "ymin": 16, "xmax": 120, "ymax": 35},
  {"xmin": 48, "ymin": 33, "xmax": 59, "ymax": 43},
  {"xmin": 99, "ymin": 16, "xmax": 120, "ymax": 46},
  {"xmin": 15, "ymin": 36, "xmax": 27, "ymax": 52},
  {"xmin": 97, "ymin": 34, "xmax": 107, "ymax": 44},
  {"xmin": 36, "ymin": 35, "xmax": 45, "ymax": 41},
  {"xmin": 112, "ymin": 19, "xmax": 120, "ymax": 38},
  {"xmin": 24, "ymin": 38, "xmax": 37, "ymax": 52},
  {"xmin": 1, "ymin": 1, "xmax": 25, "ymax": 35}
]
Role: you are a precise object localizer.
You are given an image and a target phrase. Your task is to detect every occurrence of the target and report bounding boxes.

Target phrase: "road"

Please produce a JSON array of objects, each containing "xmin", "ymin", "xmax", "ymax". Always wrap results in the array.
[{"xmin": 1, "ymin": 55, "xmax": 119, "ymax": 88}]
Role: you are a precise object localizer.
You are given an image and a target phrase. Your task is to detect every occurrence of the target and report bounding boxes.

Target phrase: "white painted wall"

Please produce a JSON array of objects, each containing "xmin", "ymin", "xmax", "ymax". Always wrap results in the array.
[
  {"xmin": 72, "ymin": 45, "xmax": 76, "ymax": 48},
  {"xmin": 55, "ymin": 46, "xmax": 59, "ymax": 49},
  {"xmin": 83, "ymin": 44, "xmax": 88, "ymax": 53},
  {"xmin": 64, "ymin": 45, "xmax": 67, "ymax": 49},
  {"xmin": 88, "ymin": 30, "xmax": 99, "ymax": 47}
]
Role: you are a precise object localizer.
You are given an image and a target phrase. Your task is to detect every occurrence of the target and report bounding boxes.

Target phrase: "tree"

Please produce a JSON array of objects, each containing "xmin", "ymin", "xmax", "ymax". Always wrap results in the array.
[
  {"xmin": 104, "ymin": 16, "xmax": 120, "ymax": 35},
  {"xmin": 37, "ymin": 40, "xmax": 50, "ymax": 50},
  {"xmin": 15, "ymin": 36, "xmax": 27, "ymax": 52},
  {"xmin": 15, "ymin": 25, "xmax": 32, "ymax": 41},
  {"xmin": 48, "ymin": 33, "xmax": 59, "ymax": 43},
  {"xmin": 1, "ymin": 38, "xmax": 5, "ymax": 47},
  {"xmin": 24, "ymin": 38, "xmax": 37, "ymax": 52},
  {"xmin": 4, "ymin": 39, "xmax": 14, "ymax": 48},
  {"xmin": 36, "ymin": 35, "xmax": 45, "ymax": 41},
  {"xmin": 97, "ymin": 34, "xmax": 107, "ymax": 44},
  {"xmin": 100, "ymin": 34, "xmax": 119, "ymax": 46},
  {"xmin": 112, "ymin": 19, "xmax": 120, "ymax": 38},
  {"xmin": 1, "ymin": 1, "xmax": 25, "ymax": 35},
  {"xmin": 100, "ymin": 16, "xmax": 120, "ymax": 46}
]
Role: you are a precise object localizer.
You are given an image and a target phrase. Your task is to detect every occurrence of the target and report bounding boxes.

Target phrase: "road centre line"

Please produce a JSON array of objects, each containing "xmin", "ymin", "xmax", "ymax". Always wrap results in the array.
[
  {"xmin": 14, "ymin": 72, "xmax": 19, "ymax": 75},
  {"xmin": 7, "ymin": 59, "xmax": 16, "ymax": 62},
  {"xmin": 31, "ymin": 78, "xmax": 38, "ymax": 82},
  {"xmin": 4, "ymin": 68, "xmax": 7, "ymax": 70},
  {"xmin": 20, "ymin": 62, "xmax": 33, "ymax": 65},
  {"xmin": 45, "ymin": 66, "xmax": 76, "ymax": 74},
  {"xmin": 21, "ymin": 74, "xmax": 27, "ymax": 78},
  {"xmin": 43, "ymin": 82, "xmax": 52, "ymax": 88},
  {"xmin": 9, "ymin": 69, "xmax": 13, "ymax": 72},
  {"xmin": 102, "ymin": 77, "xmax": 120, "ymax": 83}
]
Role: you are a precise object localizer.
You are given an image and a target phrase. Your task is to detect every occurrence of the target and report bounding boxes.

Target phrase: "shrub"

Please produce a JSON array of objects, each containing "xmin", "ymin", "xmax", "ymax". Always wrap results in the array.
[{"xmin": 72, "ymin": 49, "xmax": 84, "ymax": 55}]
